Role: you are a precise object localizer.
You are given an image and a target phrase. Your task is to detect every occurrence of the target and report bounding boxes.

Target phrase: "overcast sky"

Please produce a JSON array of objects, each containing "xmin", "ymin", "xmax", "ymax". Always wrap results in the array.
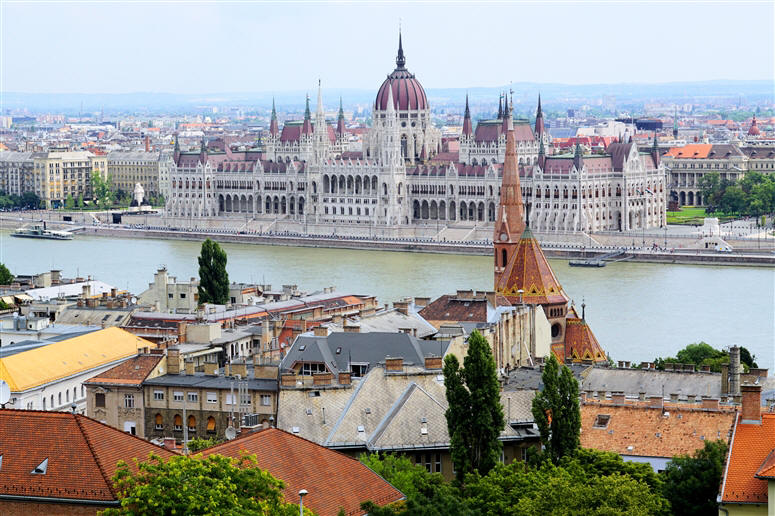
[{"xmin": 2, "ymin": 1, "xmax": 773, "ymax": 94}]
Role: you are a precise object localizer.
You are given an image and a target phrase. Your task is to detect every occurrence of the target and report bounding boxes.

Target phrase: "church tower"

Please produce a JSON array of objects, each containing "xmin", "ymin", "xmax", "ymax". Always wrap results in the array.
[
  {"xmin": 313, "ymin": 80, "xmax": 330, "ymax": 164},
  {"xmin": 493, "ymin": 100, "xmax": 525, "ymax": 288}
]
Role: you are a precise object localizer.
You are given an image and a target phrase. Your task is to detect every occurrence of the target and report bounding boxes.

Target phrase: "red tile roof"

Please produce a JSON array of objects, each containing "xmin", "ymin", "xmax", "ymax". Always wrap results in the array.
[
  {"xmin": 83, "ymin": 353, "xmax": 163, "ymax": 387},
  {"xmin": 0, "ymin": 410, "xmax": 176, "ymax": 504},
  {"xmin": 580, "ymin": 401, "xmax": 735, "ymax": 459},
  {"xmin": 563, "ymin": 317, "xmax": 606, "ymax": 363},
  {"xmin": 204, "ymin": 428, "xmax": 403, "ymax": 515},
  {"xmin": 418, "ymin": 294, "xmax": 488, "ymax": 325},
  {"xmin": 721, "ymin": 413, "xmax": 775, "ymax": 504}
]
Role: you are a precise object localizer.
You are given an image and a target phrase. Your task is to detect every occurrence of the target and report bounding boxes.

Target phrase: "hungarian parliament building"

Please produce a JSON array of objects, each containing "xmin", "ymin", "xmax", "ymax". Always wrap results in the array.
[{"xmin": 168, "ymin": 35, "xmax": 666, "ymax": 233}]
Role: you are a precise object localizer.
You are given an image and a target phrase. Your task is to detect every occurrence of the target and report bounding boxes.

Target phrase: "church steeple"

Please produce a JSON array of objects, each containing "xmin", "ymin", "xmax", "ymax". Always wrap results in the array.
[
  {"xmin": 302, "ymin": 93, "xmax": 312, "ymax": 135},
  {"xmin": 573, "ymin": 142, "xmax": 583, "ymax": 170},
  {"xmin": 497, "ymin": 93, "xmax": 503, "ymax": 119},
  {"xmin": 337, "ymin": 97, "xmax": 346, "ymax": 135},
  {"xmin": 535, "ymin": 94, "xmax": 545, "ymax": 138},
  {"xmin": 673, "ymin": 106, "xmax": 679, "ymax": 140},
  {"xmin": 493, "ymin": 102, "xmax": 525, "ymax": 288}
]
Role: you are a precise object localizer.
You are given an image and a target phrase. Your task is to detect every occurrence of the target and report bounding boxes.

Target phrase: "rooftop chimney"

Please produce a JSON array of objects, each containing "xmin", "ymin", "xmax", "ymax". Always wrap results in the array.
[
  {"xmin": 313, "ymin": 372, "xmax": 333, "ymax": 386},
  {"xmin": 385, "ymin": 357, "xmax": 404, "ymax": 372},
  {"xmin": 424, "ymin": 355, "xmax": 442, "ymax": 370},
  {"xmin": 701, "ymin": 397, "xmax": 720, "ymax": 410},
  {"xmin": 338, "ymin": 371, "xmax": 351, "ymax": 386},
  {"xmin": 729, "ymin": 346, "xmax": 741, "ymax": 396},
  {"xmin": 741, "ymin": 384, "xmax": 762, "ymax": 424},
  {"xmin": 231, "ymin": 361, "xmax": 247, "ymax": 378},
  {"xmin": 393, "ymin": 300, "xmax": 409, "ymax": 316},
  {"xmin": 611, "ymin": 391, "xmax": 625, "ymax": 405},
  {"xmin": 648, "ymin": 396, "xmax": 664, "ymax": 409},
  {"xmin": 313, "ymin": 326, "xmax": 327, "ymax": 337},
  {"xmin": 167, "ymin": 348, "xmax": 181, "ymax": 375}
]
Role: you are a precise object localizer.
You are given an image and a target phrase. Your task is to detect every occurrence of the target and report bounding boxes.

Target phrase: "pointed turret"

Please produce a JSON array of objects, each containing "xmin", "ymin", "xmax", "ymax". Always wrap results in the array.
[
  {"xmin": 302, "ymin": 94, "xmax": 312, "ymax": 135},
  {"xmin": 748, "ymin": 114, "xmax": 761, "ymax": 136},
  {"xmin": 497, "ymin": 93, "xmax": 503, "ymax": 119},
  {"xmin": 462, "ymin": 94, "xmax": 473, "ymax": 136},
  {"xmin": 651, "ymin": 131, "xmax": 660, "ymax": 166},
  {"xmin": 173, "ymin": 132, "xmax": 180, "ymax": 163},
  {"xmin": 673, "ymin": 107, "xmax": 679, "ymax": 140},
  {"xmin": 534, "ymin": 94, "xmax": 545, "ymax": 138},
  {"xmin": 336, "ymin": 97, "xmax": 346, "ymax": 135},
  {"xmin": 538, "ymin": 138, "xmax": 546, "ymax": 169},
  {"xmin": 502, "ymin": 94, "xmax": 512, "ymax": 132},
  {"xmin": 573, "ymin": 142, "xmax": 583, "ymax": 171},
  {"xmin": 269, "ymin": 98, "xmax": 279, "ymax": 136},
  {"xmin": 316, "ymin": 79, "xmax": 324, "ymax": 118}
]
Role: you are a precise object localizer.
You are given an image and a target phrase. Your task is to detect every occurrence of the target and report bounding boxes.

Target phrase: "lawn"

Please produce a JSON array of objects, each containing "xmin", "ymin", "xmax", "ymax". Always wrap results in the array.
[{"xmin": 666, "ymin": 206, "xmax": 737, "ymax": 225}]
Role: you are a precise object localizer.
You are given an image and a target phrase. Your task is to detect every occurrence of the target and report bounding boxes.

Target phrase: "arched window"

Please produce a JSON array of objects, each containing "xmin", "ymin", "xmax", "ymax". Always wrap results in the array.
[
  {"xmin": 501, "ymin": 249, "xmax": 507, "ymax": 267},
  {"xmin": 207, "ymin": 416, "xmax": 216, "ymax": 433},
  {"xmin": 188, "ymin": 415, "xmax": 196, "ymax": 432},
  {"xmin": 155, "ymin": 413, "xmax": 163, "ymax": 430},
  {"xmin": 174, "ymin": 414, "xmax": 183, "ymax": 431}
]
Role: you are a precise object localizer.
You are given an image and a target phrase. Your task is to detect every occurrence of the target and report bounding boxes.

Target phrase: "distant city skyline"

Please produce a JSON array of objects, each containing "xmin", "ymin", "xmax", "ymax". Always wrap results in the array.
[{"xmin": 1, "ymin": 1, "xmax": 773, "ymax": 95}]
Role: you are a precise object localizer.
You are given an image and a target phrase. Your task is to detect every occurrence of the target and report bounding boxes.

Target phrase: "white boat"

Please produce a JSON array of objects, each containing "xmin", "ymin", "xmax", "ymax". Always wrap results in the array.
[{"xmin": 11, "ymin": 223, "xmax": 74, "ymax": 240}]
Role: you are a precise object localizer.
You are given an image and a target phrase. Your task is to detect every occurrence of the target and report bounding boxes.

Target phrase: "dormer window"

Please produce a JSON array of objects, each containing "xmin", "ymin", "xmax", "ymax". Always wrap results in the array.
[
  {"xmin": 32, "ymin": 458, "xmax": 48, "ymax": 475},
  {"xmin": 593, "ymin": 415, "xmax": 611, "ymax": 429}
]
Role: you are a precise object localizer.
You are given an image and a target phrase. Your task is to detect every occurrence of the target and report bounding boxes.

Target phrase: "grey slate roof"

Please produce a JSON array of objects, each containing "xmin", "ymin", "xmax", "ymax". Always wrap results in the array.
[
  {"xmin": 580, "ymin": 367, "xmax": 722, "ymax": 399},
  {"xmin": 144, "ymin": 372, "xmax": 277, "ymax": 392},
  {"xmin": 277, "ymin": 365, "xmax": 534, "ymax": 451},
  {"xmin": 280, "ymin": 332, "xmax": 449, "ymax": 376}
]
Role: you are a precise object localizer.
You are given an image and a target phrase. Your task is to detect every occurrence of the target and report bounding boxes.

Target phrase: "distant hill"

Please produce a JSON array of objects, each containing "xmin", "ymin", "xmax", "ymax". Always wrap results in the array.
[{"xmin": 4, "ymin": 80, "xmax": 773, "ymax": 115}]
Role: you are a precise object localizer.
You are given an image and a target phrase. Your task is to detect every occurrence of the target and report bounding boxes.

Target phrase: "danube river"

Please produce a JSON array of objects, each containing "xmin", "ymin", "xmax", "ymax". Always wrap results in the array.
[{"xmin": 1, "ymin": 231, "xmax": 773, "ymax": 368}]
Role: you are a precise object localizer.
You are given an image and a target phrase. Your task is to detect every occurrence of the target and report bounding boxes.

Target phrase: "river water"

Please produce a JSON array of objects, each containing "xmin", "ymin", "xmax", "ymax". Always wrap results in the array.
[{"xmin": 1, "ymin": 230, "xmax": 773, "ymax": 368}]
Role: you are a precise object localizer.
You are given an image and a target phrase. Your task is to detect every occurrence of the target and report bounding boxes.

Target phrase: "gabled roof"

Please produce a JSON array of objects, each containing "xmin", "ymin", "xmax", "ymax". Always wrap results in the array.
[
  {"xmin": 419, "ymin": 294, "xmax": 489, "ymax": 324},
  {"xmin": 0, "ymin": 327, "xmax": 155, "ymax": 392},
  {"xmin": 83, "ymin": 353, "xmax": 163, "ymax": 387},
  {"xmin": 580, "ymin": 401, "xmax": 735, "ymax": 459},
  {"xmin": 203, "ymin": 428, "xmax": 404, "ymax": 516},
  {"xmin": 721, "ymin": 413, "xmax": 775, "ymax": 505},
  {"xmin": 496, "ymin": 227, "xmax": 569, "ymax": 306},
  {"xmin": 0, "ymin": 410, "xmax": 176, "ymax": 504}
]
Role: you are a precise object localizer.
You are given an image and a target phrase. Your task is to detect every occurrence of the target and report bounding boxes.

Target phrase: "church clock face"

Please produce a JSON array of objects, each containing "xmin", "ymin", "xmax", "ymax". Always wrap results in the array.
[{"xmin": 500, "ymin": 233, "xmax": 508, "ymax": 242}]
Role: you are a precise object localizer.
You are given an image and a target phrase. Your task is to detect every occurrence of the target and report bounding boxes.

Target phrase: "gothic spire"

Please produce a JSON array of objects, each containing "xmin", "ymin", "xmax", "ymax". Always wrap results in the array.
[
  {"xmin": 537, "ymin": 93, "xmax": 543, "ymax": 118},
  {"xmin": 316, "ymin": 79, "xmax": 324, "ymax": 117},
  {"xmin": 462, "ymin": 93, "xmax": 473, "ymax": 136},
  {"xmin": 338, "ymin": 97, "xmax": 344, "ymax": 118},
  {"xmin": 269, "ymin": 98, "xmax": 279, "ymax": 136},
  {"xmin": 396, "ymin": 30, "xmax": 406, "ymax": 69},
  {"xmin": 535, "ymin": 93, "xmax": 546, "ymax": 138},
  {"xmin": 497, "ymin": 93, "xmax": 503, "ymax": 119},
  {"xmin": 304, "ymin": 94, "xmax": 311, "ymax": 120}
]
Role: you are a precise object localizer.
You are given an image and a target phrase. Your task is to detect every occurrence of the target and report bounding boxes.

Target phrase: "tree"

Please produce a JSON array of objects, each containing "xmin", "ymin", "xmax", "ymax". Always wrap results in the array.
[
  {"xmin": 91, "ymin": 170, "xmax": 115, "ymax": 209},
  {"xmin": 197, "ymin": 239, "xmax": 230, "ymax": 305},
  {"xmin": 698, "ymin": 172, "xmax": 721, "ymax": 209},
  {"xmin": 64, "ymin": 194, "xmax": 75, "ymax": 210},
  {"xmin": 77, "ymin": 194, "xmax": 84, "ymax": 209},
  {"xmin": 359, "ymin": 453, "xmax": 468, "ymax": 516},
  {"xmin": 0, "ymin": 263, "xmax": 13, "ymax": 285},
  {"xmin": 531, "ymin": 354, "xmax": 580, "ymax": 464},
  {"xmin": 186, "ymin": 437, "xmax": 222, "ymax": 453},
  {"xmin": 662, "ymin": 439, "xmax": 728, "ymax": 516},
  {"xmin": 464, "ymin": 457, "xmax": 668, "ymax": 516},
  {"xmin": 100, "ymin": 453, "xmax": 305, "ymax": 516},
  {"xmin": 443, "ymin": 330, "xmax": 505, "ymax": 482}
]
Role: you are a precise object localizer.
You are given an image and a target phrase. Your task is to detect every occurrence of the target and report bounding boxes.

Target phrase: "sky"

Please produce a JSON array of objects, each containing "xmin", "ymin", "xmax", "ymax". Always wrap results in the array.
[{"xmin": 1, "ymin": 1, "xmax": 773, "ymax": 94}]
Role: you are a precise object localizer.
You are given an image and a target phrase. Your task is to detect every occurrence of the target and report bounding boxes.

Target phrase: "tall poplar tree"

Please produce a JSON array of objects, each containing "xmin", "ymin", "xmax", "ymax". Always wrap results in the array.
[
  {"xmin": 443, "ymin": 330, "xmax": 505, "ymax": 482},
  {"xmin": 197, "ymin": 239, "xmax": 230, "ymax": 305},
  {"xmin": 531, "ymin": 354, "xmax": 581, "ymax": 464}
]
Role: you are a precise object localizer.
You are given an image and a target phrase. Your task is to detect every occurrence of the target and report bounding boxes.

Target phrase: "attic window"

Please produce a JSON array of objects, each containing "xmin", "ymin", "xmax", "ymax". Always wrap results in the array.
[
  {"xmin": 420, "ymin": 427, "xmax": 428, "ymax": 435},
  {"xmin": 299, "ymin": 345, "xmax": 306, "ymax": 351},
  {"xmin": 357, "ymin": 425, "xmax": 365, "ymax": 433},
  {"xmin": 305, "ymin": 409, "xmax": 312, "ymax": 415},
  {"xmin": 308, "ymin": 391, "xmax": 321, "ymax": 398},
  {"xmin": 336, "ymin": 347, "xmax": 342, "ymax": 354},
  {"xmin": 32, "ymin": 458, "xmax": 48, "ymax": 475},
  {"xmin": 593, "ymin": 415, "xmax": 610, "ymax": 428},
  {"xmin": 292, "ymin": 426, "xmax": 300, "ymax": 434},
  {"xmin": 365, "ymin": 408, "xmax": 372, "ymax": 414}
]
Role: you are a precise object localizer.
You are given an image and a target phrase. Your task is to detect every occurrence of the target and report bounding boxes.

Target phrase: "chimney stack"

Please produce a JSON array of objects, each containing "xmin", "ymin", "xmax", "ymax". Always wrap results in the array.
[
  {"xmin": 701, "ymin": 397, "xmax": 720, "ymax": 410},
  {"xmin": 313, "ymin": 326, "xmax": 327, "ymax": 337},
  {"xmin": 729, "ymin": 346, "xmax": 742, "ymax": 396},
  {"xmin": 741, "ymin": 384, "xmax": 762, "ymax": 424},
  {"xmin": 385, "ymin": 357, "xmax": 404, "ymax": 372},
  {"xmin": 424, "ymin": 355, "xmax": 442, "ymax": 370},
  {"xmin": 167, "ymin": 348, "xmax": 181, "ymax": 375},
  {"xmin": 611, "ymin": 391, "xmax": 625, "ymax": 405},
  {"xmin": 648, "ymin": 396, "xmax": 664, "ymax": 409}
]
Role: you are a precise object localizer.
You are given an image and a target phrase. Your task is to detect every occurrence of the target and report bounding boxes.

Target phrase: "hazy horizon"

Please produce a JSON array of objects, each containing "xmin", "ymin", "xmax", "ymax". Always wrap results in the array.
[{"xmin": 2, "ymin": 2, "xmax": 773, "ymax": 95}]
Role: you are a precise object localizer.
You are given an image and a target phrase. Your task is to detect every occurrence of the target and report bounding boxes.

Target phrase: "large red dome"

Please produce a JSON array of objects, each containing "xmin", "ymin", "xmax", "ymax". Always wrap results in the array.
[{"xmin": 374, "ymin": 34, "xmax": 428, "ymax": 112}]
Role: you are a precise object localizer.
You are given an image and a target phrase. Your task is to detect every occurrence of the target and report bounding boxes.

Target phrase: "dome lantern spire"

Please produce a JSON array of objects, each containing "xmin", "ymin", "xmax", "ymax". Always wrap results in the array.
[{"xmin": 396, "ymin": 30, "xmax": 406, "ymax": 69}]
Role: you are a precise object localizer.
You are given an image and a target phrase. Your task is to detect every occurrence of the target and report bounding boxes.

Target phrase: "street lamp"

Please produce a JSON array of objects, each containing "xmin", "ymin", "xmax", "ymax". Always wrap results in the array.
[{"xmin": 298, "ymin": 489, "xmax": 308, "ymax": 516}]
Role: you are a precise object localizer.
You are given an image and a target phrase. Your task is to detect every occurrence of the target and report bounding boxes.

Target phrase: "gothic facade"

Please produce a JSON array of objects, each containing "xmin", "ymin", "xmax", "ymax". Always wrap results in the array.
[{"xmin": 167, "ymin": 34, "xmax": 666, "ymax": 233}]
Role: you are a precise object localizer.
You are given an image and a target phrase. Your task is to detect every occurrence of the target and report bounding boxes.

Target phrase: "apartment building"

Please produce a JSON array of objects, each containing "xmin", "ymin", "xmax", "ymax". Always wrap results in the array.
[
  {"xmin": 107, "ymin": 150, "xmax": 174, "ymax": 199},
  {"xmin": 32, "ymin": 150, "xmax": 108, "ymax": 208},
  {"xmin": 0, "ymin": 151, "xmax": 34, "ymax": 195},
  {"xmin": 143, "ymin": 353, "xmax": 278, "ymax": 442}
]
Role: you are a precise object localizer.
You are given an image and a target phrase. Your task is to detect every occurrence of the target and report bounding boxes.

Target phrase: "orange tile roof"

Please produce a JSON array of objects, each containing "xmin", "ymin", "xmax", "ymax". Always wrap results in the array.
[
  {"xmin": 83, "ymin": 353, "xmax": 163, "ymax": 386},
  {"xmin": 496, "ymin": 227, "xmax": 569, "ymax": 306},
  {"xmin": 564, "ymin": 317, "xmax": 606, "ymax": 363},
  {"xmin": 721, "ymin": 413, "xmax": 775, "ymax": 504},
  {"xmin": 580, "ymin": 402, "xmax": 736, "ymax": 459},
  {"xmin": 663, "ymin": 144, "xmax": 712, "ymax": 159},
  {"xmin": 756, "ymin": 450, "xmax": 775, "ymax": 479},
  {"xmin": 0, "ymin": 410, "xmax": 177, "ymax": 503},
  {"xmin": 204, "ymin": 428, "xmax": 403, "ymax": 515}
]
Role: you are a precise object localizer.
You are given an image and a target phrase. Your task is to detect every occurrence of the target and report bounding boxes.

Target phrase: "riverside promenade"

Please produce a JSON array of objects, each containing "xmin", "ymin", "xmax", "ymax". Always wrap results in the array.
[{"xmin": 3, "ymin": 211, "xmax": 774, "ymax": 267}]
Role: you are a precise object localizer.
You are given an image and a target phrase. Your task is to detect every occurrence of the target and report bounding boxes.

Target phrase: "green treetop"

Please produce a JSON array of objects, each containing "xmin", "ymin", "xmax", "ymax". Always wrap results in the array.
[
  {"xmin": 443, "ymin": 329, "xmax": 505, "ymax": 482},
  {"xmin": 531, "ymin": 354, "xmax": 581, "ymax": 464},
  {"xmin": 197, "ymin": 239, "xmax": 230, "ymax": 305},
  {"xmin": 0, "ymin": 263, "xmax": 13, "ymax": 285}
]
